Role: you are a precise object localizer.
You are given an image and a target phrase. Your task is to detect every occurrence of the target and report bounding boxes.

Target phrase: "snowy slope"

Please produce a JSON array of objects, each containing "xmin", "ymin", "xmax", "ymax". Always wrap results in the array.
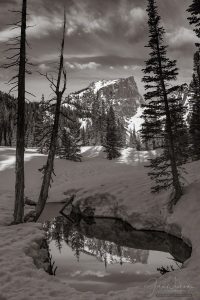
[{"xmin": 0, "ymin": 146, "xmax": 200, "ymax": 299}]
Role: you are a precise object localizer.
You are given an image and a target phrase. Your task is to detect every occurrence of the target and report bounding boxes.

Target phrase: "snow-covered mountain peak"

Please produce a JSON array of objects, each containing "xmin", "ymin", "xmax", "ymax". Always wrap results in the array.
[
  {"xmin": 68, "ymin": 76, "xmax": 144, "ymax": 119},
  {"xmin": 91, "ymin": 79, "xmax": 119, "ymax": 94}
]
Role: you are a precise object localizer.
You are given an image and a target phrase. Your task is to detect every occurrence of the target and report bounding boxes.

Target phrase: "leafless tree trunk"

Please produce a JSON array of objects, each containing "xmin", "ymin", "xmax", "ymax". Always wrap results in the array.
[
  {"xmin": 14, "ymin": 0, "xmax": 27, "ymax": 224},
  {"xmin": 34, "ymin": 12, "xmax": 67, "ymax": 221}
]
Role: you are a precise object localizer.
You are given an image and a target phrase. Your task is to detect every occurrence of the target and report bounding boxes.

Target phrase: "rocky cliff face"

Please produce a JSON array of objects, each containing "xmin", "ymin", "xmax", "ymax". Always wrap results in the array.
[{"xmin": 68, "ymin": 76, "xmax": 144, "ymax": 119}]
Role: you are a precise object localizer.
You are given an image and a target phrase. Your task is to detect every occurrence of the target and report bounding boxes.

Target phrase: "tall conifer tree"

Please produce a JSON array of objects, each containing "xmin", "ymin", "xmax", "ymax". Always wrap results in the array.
[
  {"xmin": 104, "ymin": 105, "xmax": 121, "ymax": 160},
  {"xmin": 58, "ymin": 118, "xmax": 82, "ymax": 162},
  {"xmin": 141, "ymin": 0, "xmax": 186, "ymax": 208},
  {"xmin": 189, "ymin": 51, "xmax": 200, "ymax": 159},
  {"xmin": 187, "ymin": 1, "xmax": 200, "ymax": 159},
  {"xmin": 187, "ymin": 0, "xmax": 200, "ymax": 45},
  {"xmin": 35, "ymin": 95, "xmax": 52, "ymax": 154}
]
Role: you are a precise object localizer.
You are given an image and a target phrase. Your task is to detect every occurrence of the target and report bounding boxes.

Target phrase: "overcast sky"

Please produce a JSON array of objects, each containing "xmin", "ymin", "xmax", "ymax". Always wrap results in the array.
[{"xmin": 0, "ymin": 0, "xmax": 197, "ymax": 100}]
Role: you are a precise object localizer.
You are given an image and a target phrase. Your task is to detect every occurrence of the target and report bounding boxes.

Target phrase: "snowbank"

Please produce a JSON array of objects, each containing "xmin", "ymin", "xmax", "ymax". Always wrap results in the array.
[{"xmin": 0, "ymin": 146, "xmax": 199, "ymax": 299}]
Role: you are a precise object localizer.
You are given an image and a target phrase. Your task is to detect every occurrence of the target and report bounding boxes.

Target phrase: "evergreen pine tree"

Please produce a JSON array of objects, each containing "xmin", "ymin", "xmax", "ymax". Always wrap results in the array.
[
  {"xmin": 91, "ymin": 91, "xmax": 101, "ymax": 145},
  {"xmin": 80, "ymin": 127, "xmax": 86, "ymax": 146},
  {"xmin": 104, "ymin": 105, "xmax": 121, "ymax": 160},
  {"xmin": 129, "ymin": 128, "xmax": 137, "ymax": 148},
  {"xmin": 169, "ymin": 95, "xmax": 189, "ymax": 164},
  {"xmin": 189, "ymin": 51, "xmax": 200, "ymax": 159},
  {"xmin": 25, "ymin": 102, "xmax": 39, "ymax": 147},
  {"xmin": 99, "ymin": 100, "xmax": 107, "ymax": 145},
  {"xmin": 187, "ymin": 0, "xmax": 200, "ymax": 46},
  {"xmin": 58, "ymin": 118, "xmax": 82, "ymax": 162},
  {"xmin": 141, "ymin": 97, "xmax": 163, "ymax": 150},
  {"xmin": 117, "ymin": 118, "xmax": 127, "ymax": 147},
  {"xmin": 86, "ymin": 121, "xmax": 93, "ymax": 145},
  {"xmin": 135, "ymin": 134, "xmax": 142, "ymax": 151},
  {"xmin": 141, "ymin": 0, "xmax": 187, "ymax": 207},
  {"xmin": 35, "ymin": 95, "xmax": 52, "ymax": 154}
]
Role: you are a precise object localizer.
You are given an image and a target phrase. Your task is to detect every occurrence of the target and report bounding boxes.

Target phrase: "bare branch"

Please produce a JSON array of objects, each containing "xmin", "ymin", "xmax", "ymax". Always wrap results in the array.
[
  {"xmin": 25, "ymin": 90, "xmax": 36, "ymax": 97},
  {"xmin": 60, "ymin": 110, "xmax": 75, "ymax": 123},
  {"xmin": 27, "ymin": 25, "xmax": 36, "ymax": 29},
  {"xmin": 9, "ymin": 25, "xmax": 21, "ymax": 30},
  {"xmin": 8, "ymin": 84, "xmax": 18, "ymax": 94},
  {"xmin": 38, "ymin": 71, "xmax": 57, "ymax": 88},
  {"xmin": 4, "ymin": 47, "xmax": 20, "ymax": 52},
  {"xmin": 36, "ymin": 129, "xmax": 52, "ymax": 144},
  {"xmin": 6, "ymin": 53, "xmax": 20, "ymax": 60},
  {"xmin": 8, "ymin": 10, "xmax": 21, "ymax": 13},
  {"xmin": 7, "ymin": 74, "xmax": 19, "ymax": 84},
  {"xmin": 2, "ymin": 61, "xmax": 19, "ymax": 69},
  {"xmin": 7, "ymin": 20, "xmax": 21, "ymax": 26},
  {"xmin": 26, "ymin": 40, "xmax": 32, "ymax": 49},
  {"xmin": 7, "ymin": 80, "xmax": 18, "ymax": 86}
]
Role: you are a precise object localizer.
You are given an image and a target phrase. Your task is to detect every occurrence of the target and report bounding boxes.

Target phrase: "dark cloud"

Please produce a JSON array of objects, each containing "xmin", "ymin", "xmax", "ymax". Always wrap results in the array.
[{"xmin": 0, "ymin": 0, "xmax": 197, "ymax": 97}]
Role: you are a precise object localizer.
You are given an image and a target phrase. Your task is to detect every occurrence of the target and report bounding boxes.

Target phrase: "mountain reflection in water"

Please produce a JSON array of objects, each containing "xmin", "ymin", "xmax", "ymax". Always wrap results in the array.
[{"xmin": 43, "ymin": 216, "xmax": 191, "ymax": 294}]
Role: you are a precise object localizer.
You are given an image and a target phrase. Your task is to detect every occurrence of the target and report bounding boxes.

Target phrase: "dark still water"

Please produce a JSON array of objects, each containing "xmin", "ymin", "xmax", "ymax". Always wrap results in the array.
[{"xmin": 42, "ymin": 206, "xmax": 191, "ymax": 294}]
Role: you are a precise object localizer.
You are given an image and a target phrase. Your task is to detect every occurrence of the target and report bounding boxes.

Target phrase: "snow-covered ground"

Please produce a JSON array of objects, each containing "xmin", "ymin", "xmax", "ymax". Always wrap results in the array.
[{"xmin": 0, "ymin": 146, "xmax": 200, "ymax": 299}]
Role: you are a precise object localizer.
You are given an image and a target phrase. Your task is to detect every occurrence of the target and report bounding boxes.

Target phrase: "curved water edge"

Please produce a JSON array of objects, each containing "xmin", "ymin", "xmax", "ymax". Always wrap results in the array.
[
  {"xmin": 37, "ymin": 203, "xmax": 192, "ymax": 288},
  {"xmin": 77, "ymin": 217, "xmax": 192, "ymax": 264},
  {"xmin": 39, "ymin": 201, "xmax": 193, "ymax": 249}
]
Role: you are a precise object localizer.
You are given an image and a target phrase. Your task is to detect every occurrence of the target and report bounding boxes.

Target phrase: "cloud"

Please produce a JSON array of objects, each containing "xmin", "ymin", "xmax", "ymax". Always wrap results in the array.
[
  {"xmin": 0, "ymin": 0, "xmax": 195, "ymax": 98},
  {"xmin": 130, "ymin": 7, "xmax": 146, "ymax": 22},
  {"xmin": 38, "ymin": 63, "xmax": 50, "ymax": 72},
  {"xmin": 66, "ymin": 1, "xmax": 110, "ymax": 35},
  {"xmin": 119, "ymin": 4, "xmax": 147, "ymax": 39},
  {"xmin": 28, "ymin": 15, "xmax": 62, "ymax": 38},
  {"xmin": 0, "ymin": 14, "xmax": 62, "ymax": 42},
  {"xmin": 0, "ymin": 27, "xmax": 18, "ymax": 42},
  {"xmin": 123, "ymin": 65, "xmax": 141, "ymax": 70},
  {"xmin": 66, "ymin": 61, "xmax": 101, "ymax": 70},
  {"xmin": 167, "ymin": 27, "xmax": 199, "ymax": 48}
]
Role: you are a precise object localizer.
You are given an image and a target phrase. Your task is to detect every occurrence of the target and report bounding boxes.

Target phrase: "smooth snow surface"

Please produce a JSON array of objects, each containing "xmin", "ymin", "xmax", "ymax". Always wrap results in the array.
[{"xmin": 0, "ymin": 146, "xmax": 199, "ymax": 299}]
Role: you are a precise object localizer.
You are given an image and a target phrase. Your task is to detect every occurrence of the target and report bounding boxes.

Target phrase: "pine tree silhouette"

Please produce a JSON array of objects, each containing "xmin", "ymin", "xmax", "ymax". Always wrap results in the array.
[
  {"xmin": 187, "ymin": 0, "xmax": 200, "ymax": 46},
  {"xmin": 189, "ymin": 51, "xmax": 200, "ymax": 160},
  {"xmin": 104, "ymin": 105, "xmax": 121, "ymax": 160},
  {"xmin": 58, "ymin": 118, "xmax": 82, "ymax": 162},
  {"xmin": 141, "ymin": 0, "xmax": 187, "ymax": 208}
]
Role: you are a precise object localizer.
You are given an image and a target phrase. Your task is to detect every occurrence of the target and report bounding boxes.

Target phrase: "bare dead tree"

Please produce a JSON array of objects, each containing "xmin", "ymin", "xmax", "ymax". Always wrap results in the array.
[
  {"xmin": 1, "ymin": 0, "xmax": 27, "ymax": 223},
  {"xmin": 34, "ymin": 12, "xmax": 67, "ymax": 221},
  {"xmin": 2, "ymin": 0, "xmax": 34, "ymax": 223},
  {"xmin": 12, "ymin": 0, "xmax": 26, "ymax": 224},
  {"xmin": 13, "ymin": 0, "xmax": 27, "ymax": 224}
]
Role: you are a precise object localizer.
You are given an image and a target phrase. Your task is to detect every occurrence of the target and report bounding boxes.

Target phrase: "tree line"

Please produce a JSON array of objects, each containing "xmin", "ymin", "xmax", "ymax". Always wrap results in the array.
[{"xmin": 1, "ymin": 0, "xmax": 200, "ymax": 223}]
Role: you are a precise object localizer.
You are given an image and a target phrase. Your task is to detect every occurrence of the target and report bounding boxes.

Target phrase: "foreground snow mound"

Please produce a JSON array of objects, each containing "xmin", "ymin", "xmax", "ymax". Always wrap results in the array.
[{"xmin": 0, "ymin": 147, "xmax": 199, "ymax": 299}]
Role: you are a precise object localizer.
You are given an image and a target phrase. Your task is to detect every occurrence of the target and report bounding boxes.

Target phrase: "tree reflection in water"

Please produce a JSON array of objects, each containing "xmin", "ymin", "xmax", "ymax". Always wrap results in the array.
[{"xmin": 44, "ymin": 216, "xmax": 149, "ymax": 266}]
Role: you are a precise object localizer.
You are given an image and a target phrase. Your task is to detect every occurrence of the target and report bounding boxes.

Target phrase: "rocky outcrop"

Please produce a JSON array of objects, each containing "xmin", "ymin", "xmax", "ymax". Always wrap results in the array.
[{"xmin": 68, "ymin": 76, "xmax": 144, "ymax": 119}]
